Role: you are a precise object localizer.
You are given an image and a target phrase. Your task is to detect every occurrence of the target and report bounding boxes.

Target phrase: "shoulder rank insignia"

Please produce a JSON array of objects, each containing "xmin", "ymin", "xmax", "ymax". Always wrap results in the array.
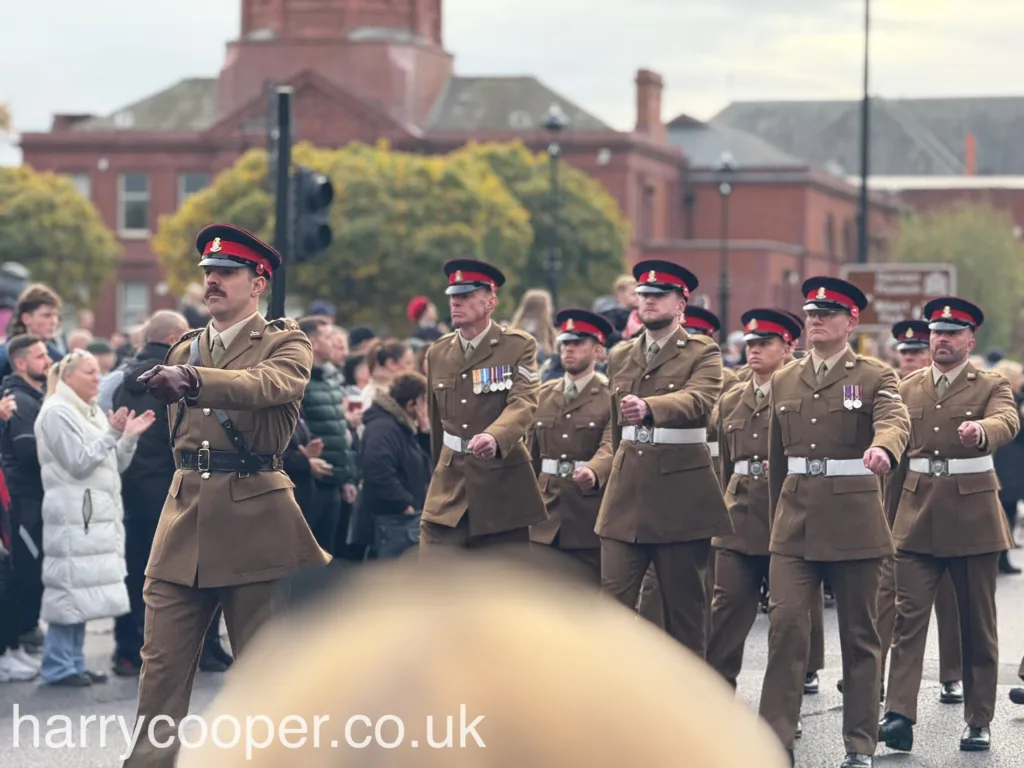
[
  {"xmin": 967, "ymin": 372, "xmax": 977, "ymax": 380},
  {"xmin": 845, "ymin": 361, "xmax": 855, "ymax": 368}
]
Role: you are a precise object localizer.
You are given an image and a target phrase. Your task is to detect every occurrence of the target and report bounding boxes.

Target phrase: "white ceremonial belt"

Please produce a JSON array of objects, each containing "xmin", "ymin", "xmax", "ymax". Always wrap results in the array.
[
  {"xmin": 734, "ymin": 459, "xmax": 768, "ymax": 477},
  {"xmin": 908, "ymin": 455, "xmax": 994, "ymax": 477},
  {"xmin": 621, "ymin": 426, "xmax": 707, "ymax": 445},
  {"xmin": 787, "ymin": 457, "xmax": 873, "ymax": 477},
  {"xmin": 707, "ymin": 441, "xmax": 719, "ymax": 457},
  {"xmin": 443, "ymin": 431, "xmax": 473, "ymax": 454},
  {"xmin": 541, "ymin": 459, "xmax": 588, "ymax": 477}
]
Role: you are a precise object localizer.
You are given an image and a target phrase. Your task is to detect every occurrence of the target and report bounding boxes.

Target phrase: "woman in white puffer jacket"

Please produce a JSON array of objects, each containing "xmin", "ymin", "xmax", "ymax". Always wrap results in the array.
[{"xmin": 34, "ymin": 350, "xmax": 155, "ymax": 686}]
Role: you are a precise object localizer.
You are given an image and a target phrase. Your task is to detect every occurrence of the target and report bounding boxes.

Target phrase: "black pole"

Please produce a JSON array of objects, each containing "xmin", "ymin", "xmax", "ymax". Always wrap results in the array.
[
  {"xmin": 857, "ymin": 0, "xmax": 870, "ymax": 264},
  {"xmin": 718, "ymin": 189, "xmax": 730, "ymax": 337},
  {"xmin": 269, "ymin": 87, "xmax": 292, "ymax": 320},
  {"xmin": 548, "ymin": 145, "xmax": 561, "ymax": 311}
]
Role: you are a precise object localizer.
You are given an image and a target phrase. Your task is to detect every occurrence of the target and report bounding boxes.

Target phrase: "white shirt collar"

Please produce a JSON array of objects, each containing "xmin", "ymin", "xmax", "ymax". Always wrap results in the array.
[
  {"xmin": 932, "ymin": 360, "xmax": 969, "ymax": 386},
  {"xmin": 810, "ymin": 347, "xmax": 849, "ymax": 374},
  {"xmin": 565, "ymin": 371, "xmax": 596, "ymax": 393}
]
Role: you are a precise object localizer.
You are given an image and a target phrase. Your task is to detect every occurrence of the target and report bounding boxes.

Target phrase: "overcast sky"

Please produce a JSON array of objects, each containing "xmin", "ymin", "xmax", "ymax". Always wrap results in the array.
[{"xmin": 1, "ymin": 0, "xmax": 1022, "ymax": 164}]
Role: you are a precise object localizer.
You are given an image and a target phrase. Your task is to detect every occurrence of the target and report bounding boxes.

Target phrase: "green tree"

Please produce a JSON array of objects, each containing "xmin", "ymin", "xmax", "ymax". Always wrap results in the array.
[
  {"xmin": 153, "ymin": 142, "xmax": 533, "ymax": 331},
  {"xmin": 453, "ymin": 141, "xmax": 630, "ymax": 309},
  {"xmin": 891, "ymin": 202, "xmax": 1024, "ymax": 351},
  {"xmin": 0, "ymin": 166, "xmax": 120, "ymax": 306}
]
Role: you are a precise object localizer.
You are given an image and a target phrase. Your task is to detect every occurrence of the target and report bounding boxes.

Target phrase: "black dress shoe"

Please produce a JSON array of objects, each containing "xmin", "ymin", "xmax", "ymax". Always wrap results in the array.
[
  {"xmin": 1009, "ymin": 687, "xmax": 1024, "ymax": 704},
  {"xmin": 48, "ymin": 672, "xmax": 92, "ymax": 687},
  {"xmin": 998, "ymin": 552, "xmax": 1021, "ymax": 574},
  {"xmin": 840, "ymin": 754, "xmax": 872, "ymax": 768},
  {"xmin": 804, "ymin": 671, "xmax": 819, "ymax": 694},
  {"xmin": 878, "ymin": 712, "xmax": 913, "ymax": 752},
  {"xmin": 207, "ymin": 641, "xmax": 234, "ymax": 667},
  {"xmin": 198, "ymin": 646, "xmax": 229, "ymax": 673},
  {"xmin": 940, "ymin": 681, "xmax": 963, "ymax": 703},
  {"xmin": 960, "ymin": 726, "xmax": 990, "ymax": 751}
]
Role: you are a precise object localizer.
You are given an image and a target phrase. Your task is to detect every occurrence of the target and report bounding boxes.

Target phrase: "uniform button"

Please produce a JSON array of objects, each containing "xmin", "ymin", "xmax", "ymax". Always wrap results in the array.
[
  {"xmin": 438, "ymin": 383, "xmax": 444, "ymax": 389},
  {"xmin": 561, "ymin": 454, "xmax": 567, "ymax": 459},
  {"xmin": 462, "ymin": 374, "xmax": 467, "ymax": 379},
  {"xmin": 752, "ymin": 433, "xmax": 758, "ymax": 439},
  {"xmin": 462, "ymin": 424, "xmax": 468, "ymax": 429},
  {"xmin": 589, "ymin": 422, "xmax": 596, "ymax": 427},
  {"xmin": 934, "ymin": 426, "xmax": 940, "ymax": 432},
  {"xmin": 780, "ymin": 406, "xmax": 786, "ymax": 412},
  {"xmin": 811, "ymin": 418, "xmax": 817, "ymax": 424},
  {"xmin": 810, "ymin": 443, "xmax": 816, "ymax": 450},
  {"xmin": 813, "ymin": 393, "xmax": 820, "ymax": 399},
  {"xmin": 203, "ymin": 408, "xmax": 211, "ymax": 416},
  {"xmin": 201, "ymin": 440, "xmax": 210, "ymax": 448},
  {"xmin": 935, "ymin": 404, "xmax": 942, "ymax": 409},
  {"xmin": 565, "ymin": 414, "xmax": 571, "ymax": 418},
  {"xmin": 537, "ymin": 421, "xmax": 543, "ymax": 426},
  {"xmin": 644, "ymin": 374, "xmax": 650, "ymax": 380},
  {"xmin": 638, "ymin": 450, "xmax": 643, "ymax": 456},
  {"xmin": 201, "ymin": 472, "xmax": 210, "ymax": 480},
  {"xmin": 562, "ymin": 434, "xmax": 569, "ymax": 439},
  {"xmin": 461, "ymin": 399, "xmax": 467, "ymax": 404},
  {"xmin": 753, "ymin": 455, "xmax": 759, "ymax": 461},
  {"xmin": 668, "ymin": 383, "xmax": 675, "ymax": 389},
  {"xmin": 966, "ymin": 411, "xmax": 972, "ymax": 416},
  {"xmin": 934, "ymin": 450, "xmax": 941, "ymax": 456}
]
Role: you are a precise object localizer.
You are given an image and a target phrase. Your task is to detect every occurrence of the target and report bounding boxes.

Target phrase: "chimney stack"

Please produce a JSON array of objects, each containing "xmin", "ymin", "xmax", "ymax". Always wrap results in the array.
[
  {"xmin": 635, "ymin": 69, "xmax": 666, "ymax": 143},
  {"xmin": 964, "ymin": 132, "xmax": 976, "ymax": 175}
]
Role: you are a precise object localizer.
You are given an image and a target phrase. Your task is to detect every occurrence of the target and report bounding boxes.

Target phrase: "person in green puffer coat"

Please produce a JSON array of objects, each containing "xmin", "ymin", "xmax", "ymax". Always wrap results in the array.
[{"xmin": 298, "ymin": 317, "xmax": 358, "ymax": 556}]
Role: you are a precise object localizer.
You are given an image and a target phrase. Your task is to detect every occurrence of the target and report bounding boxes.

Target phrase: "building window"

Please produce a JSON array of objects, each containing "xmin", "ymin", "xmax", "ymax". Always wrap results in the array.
[
  {"xmin": 118, "ymin": 280, "xmax": 150, "ymax": 330},
  {"xmin": 118, "ymin": 173, "xmax": 150, "ymax": 235},
  {"xmin": 178, "ymin": 172, "xmax": 211, "ymax": 207},
  {"xmin": 65, "ymin": 173, "xmax": 91, "ymax": 200}
]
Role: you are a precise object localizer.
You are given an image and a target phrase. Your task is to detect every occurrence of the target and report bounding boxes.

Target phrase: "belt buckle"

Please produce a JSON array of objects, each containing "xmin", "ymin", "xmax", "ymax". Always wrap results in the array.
[
  {"xmin": 197, "ymin": 446, "xmax": 211, "ymax": 472},
  {"xmin": 931, "ymin": 459, "xmax": 949, "ymax": 477},
  {"xmin": 557, "ymin": 460, "xmax": 573, "ymax": 477},
  {"xmin": 635, "ymin": 426, "xmax": 652, "ymax": 444},
  {"xmin": 750, "ymin": 460, "xmax": 766, "ymax": 478},
  {"xmin": 807, "ymin": 459, "xmax": 825, "ymax": 477}
]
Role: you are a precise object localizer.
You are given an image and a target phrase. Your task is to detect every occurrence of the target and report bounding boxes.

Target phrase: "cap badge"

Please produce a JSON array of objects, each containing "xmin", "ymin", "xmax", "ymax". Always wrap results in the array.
[
  {"xmin": 816, "ymin": 286, "xmax": 827, "ymax": 300},
  {"xmin": 941, "ymin": 305, "xmax": 952, "ymax": 319},
  {"xmin": 210, "ymin": 237, "xmax": 222, "ymax": 253},
  {"xmin": 647, "ymin": 270, "xmax": 657, "ymax": 282},
  {"xmin": 565, "ymin": 318, "xmax": 575, "ymax": 330},
  {"xmin": 905, "ymin": 328, "xmax": 914, "ymax": 338},
  {"xmin": 748, "ymin": 319, "xmax": 758, "ymax": 330},
  {"xmin": 455, "ymin": 270, "xmax": 463, "ymax": 282}
]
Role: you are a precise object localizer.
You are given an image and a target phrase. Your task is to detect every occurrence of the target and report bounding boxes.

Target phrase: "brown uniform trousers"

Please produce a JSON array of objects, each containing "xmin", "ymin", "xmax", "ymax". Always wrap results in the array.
[
  {"xmin": 420, "ymin": 324, "xmax": 547, "ymax": 549},
  {"xmin": 885, "ymin": 365, "xmax": 1019, "ymax": 728},
  {"xmin": 758, "ymin": 349, "xmax": 910, "ymax": 754},
  {"xmin": 123, "ymin": 315, "xmax": 331, "ymax": 768},
  {"xmin": 591, "ymin": 327, "xmax": 732, "ymax": 656},
  {"xmin": 528, "ymin": 374, "xmax": 612, "ymax": 583}
]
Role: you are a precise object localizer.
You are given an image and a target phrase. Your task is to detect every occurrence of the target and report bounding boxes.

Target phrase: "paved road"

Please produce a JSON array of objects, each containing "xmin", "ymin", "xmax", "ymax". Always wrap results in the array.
[{"xmin": 2, "ymin": 569, "xmax": 1024, "ymax": 767}]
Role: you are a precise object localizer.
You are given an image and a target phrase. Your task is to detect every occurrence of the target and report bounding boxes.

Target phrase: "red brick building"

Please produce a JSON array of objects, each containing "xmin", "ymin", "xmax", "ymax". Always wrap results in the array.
[{"xmin": 20, "ymin": 0, "xmax": 890, "ymax": 336}]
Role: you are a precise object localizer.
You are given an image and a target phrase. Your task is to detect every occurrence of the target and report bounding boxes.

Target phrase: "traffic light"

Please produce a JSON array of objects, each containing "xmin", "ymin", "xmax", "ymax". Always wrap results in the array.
[{"xmin": 290, "ymin": 166, "xmax": 334, "ymax": 263}]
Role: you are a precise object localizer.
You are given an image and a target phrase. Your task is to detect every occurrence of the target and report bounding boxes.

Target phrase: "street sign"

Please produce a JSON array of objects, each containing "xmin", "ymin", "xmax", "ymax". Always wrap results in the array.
[{"xmin": 839, "ymin": 263, "xmax": 957, "ymax": 331}]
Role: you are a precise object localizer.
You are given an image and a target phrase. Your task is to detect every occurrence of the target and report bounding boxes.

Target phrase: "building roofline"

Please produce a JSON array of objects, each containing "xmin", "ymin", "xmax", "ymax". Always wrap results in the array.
[
  {"xmin": 421, "ymin": 130, "xmax": 684, "ymax": 163},
  {"xmin": 685, "ymin": 167, "xmax": 903, "ymax": 211},
  {"xmin": 853, "ymin": 175, "xmax": 1024, "ymax": 191}
]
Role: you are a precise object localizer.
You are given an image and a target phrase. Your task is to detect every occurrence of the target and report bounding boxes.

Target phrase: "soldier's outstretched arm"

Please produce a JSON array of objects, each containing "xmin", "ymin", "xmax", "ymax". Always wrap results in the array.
[
  {"xmin": 191, "ymin": 331, "xmax": 312, "ymax": 410},
  {"xmin": 870, "ymin": 367, "xmax": 911, "ymax": 465},
  {"xmin": 644, "ymin": 342, "xmax": 723, "ymax": 428},
  {"xmin": 976, "ymin": 375, "xmax": 1020, "ymax": 450},
  {"xmin": 483, "ymin": 335, "xmax": 540, "ymax": 458}
]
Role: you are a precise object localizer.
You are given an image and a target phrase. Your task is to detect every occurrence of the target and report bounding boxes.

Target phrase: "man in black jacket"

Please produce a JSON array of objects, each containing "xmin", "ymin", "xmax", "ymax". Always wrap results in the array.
[{"xmin": 0, "ymin": 334, "xmax": 52, "ymax": 656}]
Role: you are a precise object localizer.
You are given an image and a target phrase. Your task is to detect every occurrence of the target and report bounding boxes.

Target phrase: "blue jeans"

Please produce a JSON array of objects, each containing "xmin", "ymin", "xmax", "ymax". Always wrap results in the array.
[
  {"xmin": 374, "ymin": 514, "xmax": 421, "ymax": 559},
  {"xmin": 41, "ymin": 622, "xmax": 86, "ymax": 683}
]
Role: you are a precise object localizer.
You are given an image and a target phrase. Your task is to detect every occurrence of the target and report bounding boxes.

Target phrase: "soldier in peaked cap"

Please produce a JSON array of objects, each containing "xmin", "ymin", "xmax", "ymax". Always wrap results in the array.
[
  {"xmin": 529, "ymin": 309, "xmax": 615, "ymax": 583},
  {"xmin": 892, "ymin": 320, "xmax": 931, "ymax": 377},
  {"xmin": 757, "ymin": 276, "xmax": 911, "ymax": 768},
  {"xmin": 879, "ymin": 296, "xmax": 1018, "ymax": 755},
  {"xmin": 589, "ymin": 258, "xmax": 732, "ymax": 656},
  {"xmin": 121, "ymin": 224, "xmax": 329, "ymax": 768},
  {"xmin": 419, "ymin": 258, "xmax": 547, "ymax": 550}
]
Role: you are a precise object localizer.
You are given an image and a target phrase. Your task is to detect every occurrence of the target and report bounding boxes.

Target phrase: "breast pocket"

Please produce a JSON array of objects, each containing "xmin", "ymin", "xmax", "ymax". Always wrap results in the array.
[
  {"xmin": 948, "ymin": 405, "xmax": 982, "ymax": 425},
  {"xmin": 653, "ymin": 376, "xmax": 685, "ymax": 395},
  {"xmin": 774, "ymin": 399, "xmax": 802, "ymax": 445},
  {"xmin": 723, "ymin": 419, "xmax": 746, "ymax": 457},
  {"xmin": 829, "ymin": 398, "xmax": 872, "ymax": 445},
  {"xmin": 432, "ymin": 377, "xmax": 456, "ymax": 419}
]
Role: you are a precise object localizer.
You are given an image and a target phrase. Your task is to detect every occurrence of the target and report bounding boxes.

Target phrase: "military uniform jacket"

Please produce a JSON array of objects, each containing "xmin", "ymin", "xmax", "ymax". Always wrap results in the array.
[
  {"xmin": 767, "ymin": 348, "xmax": 910, "ymax": 561},
  {"xmin": 886, "ymin": 364, "xmax": 1020, "ymax": 557},
  {"xmin": 708, "ymin": 370, "xmax": 743, "ymax": 486},
  {"xmin": 146, "ymin": 314, "xmax": 330, "ymax": 589},
  {"xmin": 714, "ymin": 380, "xmax": 773, "ymax": 556},
  {"xmin": 422, "ymin": 324, "xmax": 547, "ymax": 536},
  {"xmin": 592, "ymin": 326, "xmax": 732, "ymax": 543},
  {"xmin": 529, "ymin": 375, "xmax": 612, "ymax": 549}
]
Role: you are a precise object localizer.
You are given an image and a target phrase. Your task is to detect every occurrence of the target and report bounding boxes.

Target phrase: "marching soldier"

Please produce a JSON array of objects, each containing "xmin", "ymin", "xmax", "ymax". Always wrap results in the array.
[
  {"xmin": 420, "ymin": 259, "xmax": 547, "ymax": 549},
  {"xmin": 880, "ymin": 298, "xmax": 1019, "ymax": 754},
  {"xmin": 122, "ymin": 224, "xmax": 330, "ymax": 767},
  {"xmin": 758, "ymin": 277, "xmax": 911, "ymax": 768},
  {"xmin": 591, "ymin": 260, "xmax": 731, "ymax": 655},
  {"xmin": 529, "ymin": 309, "xmax": 615, "ymax": 583}
]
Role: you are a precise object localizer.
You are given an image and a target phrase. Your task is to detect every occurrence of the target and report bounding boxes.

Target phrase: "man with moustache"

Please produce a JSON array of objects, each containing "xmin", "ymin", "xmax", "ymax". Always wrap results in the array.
[
  {"xmin": 758, "ymin": 277, "xmax": 910, "ymax": 768},
  {"xmin": 590, "ymin": 260, "xmax": 731, "ymax": 655},
  {"xmin": 420, "ymin": 259, "xmax": 546, "ymax": 549},
  {"xmin": 879, "ymin": 298, "xmax": 1019, "ymax": 754},
  {"xmin": 529, "ymin": 309, "xmax": 615, "ymax": 583}
]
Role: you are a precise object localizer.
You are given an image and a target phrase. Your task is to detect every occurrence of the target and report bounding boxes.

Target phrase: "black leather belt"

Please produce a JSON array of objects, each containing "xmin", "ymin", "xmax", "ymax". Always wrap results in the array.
[{"xmin": 179, "ymin": 448, "xmax": 283, "ymax": 473}]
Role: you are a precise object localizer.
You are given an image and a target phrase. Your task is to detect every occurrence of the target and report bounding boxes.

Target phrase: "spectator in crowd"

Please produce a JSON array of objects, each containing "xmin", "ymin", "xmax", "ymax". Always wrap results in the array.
[
  {"xmin": 109, "ymin": 311, "xmax": 200, "ymax": 676},
  {"xmin": 284, "ymin": 419, "xmax": 322, "ymax": 524},
  {"xmin": 361, "ymin": 339, "xmax": 414, "ymax": 403},
  {"xmin": 0, "ymin": 334, "xmax": 52, "ymax": 659},
  {"xmin": 348, "ymin": 326, "xmax": 377, "ymax": 355},
  {"xmin": 298, "ymin": 316, "xmax": 358, "ymax": 555},
  {"xmin": 602, "ymin": 274, "xmax": 638, "ymax": 333},
  {"xmin": 87, "ymin": 339, "xmax": 117, "ymax": 375},
  {"xmin": 343, "ymin": 354, "xmax": 369, "ymax": 396},
  {"xmin": 0, "ymin": 284, "xmax": 64, "ymax": 378},
  {"xmin": 413, "ymin": 342, "xmax": 430, "ymax": 377},
  {"xmin": 322, "ymin": 325, "xmax": 348, "ymax": 389},
  {"xmin": 35, "ymin": 350, "xmax": 155, "ymax": 685},
  {"xmin": 510, "ymin": 289, "xmax": 557, "ymax": 367},
  {"xmin": 406, "ymin": 296, "xmax": 445, "ymax": 341},
  {"xmin": 993, "ymin": 359, "xmax": 1024, "ymax": 575},
  {"xmin": 308, "ymin": 300, "xmax": 335, "ymax": 321},
  {"xmin": 66, "ymin": 328, "xmax": 93, "ymax": 354}
]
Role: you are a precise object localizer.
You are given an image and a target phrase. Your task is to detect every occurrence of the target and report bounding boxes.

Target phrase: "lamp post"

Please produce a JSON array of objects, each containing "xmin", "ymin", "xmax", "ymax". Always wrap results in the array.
[
  {"xmin": 857, "ymin": 0, "xmax": 871, "ymax": 263},
  {"xmin": 542, "ymin": 103, "xmax": 569, "ymax": 310},
  {"xmin": 717, "ymin": 150, "xmax": 735, "ymax": 337}
]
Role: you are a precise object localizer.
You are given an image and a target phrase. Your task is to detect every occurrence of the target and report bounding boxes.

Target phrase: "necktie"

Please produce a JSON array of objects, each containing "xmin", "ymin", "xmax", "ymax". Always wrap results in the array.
[
  {"xmin": 755, "ymin": 388, "xmax": 764, "ymax": 405},
  {"xmin": 936, "ymin": 374, "xmax": 949, "ymax": 398},
  {"xmin": 463, "ymin": 341, "xmax": 473, "ymax": 359},
  {"xmin": 646, "ymin": 342, "xmax": 660, "ymax": 366},
  {"xmin": 816, "ymin": 362, "xmax": 827, "ymax": 384},
  {"xmin": 212, "ymin": 335, "xmax": 226, "ymax": 364},
  {"xmin": 565, "ymin": 381, "xmax": 578, "ymax": 404}
]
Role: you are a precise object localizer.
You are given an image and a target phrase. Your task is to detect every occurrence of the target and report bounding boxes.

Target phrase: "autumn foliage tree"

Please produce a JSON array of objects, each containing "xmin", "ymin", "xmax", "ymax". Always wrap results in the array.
[
  {"xmin": 0, "ymin": 166, "xmax": 120, "ymax": 306},
  {"xmin": 153, "ymin": 140, "xmax": 629, "ymax": 331}
]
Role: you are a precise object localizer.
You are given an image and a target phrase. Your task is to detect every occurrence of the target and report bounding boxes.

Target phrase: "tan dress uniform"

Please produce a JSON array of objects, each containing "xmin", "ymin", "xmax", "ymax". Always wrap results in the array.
[
  {"xmin": 884, "ymin": 361, "xmax": 1019, "ymax": 732},
  {"xmin": 757, "ymin": 346, "xmax": 910, "ymax": 755},
  {"xmin": 529, "ymin": 371, "xmax": 612, "ymax": 582},
  {"xmin": 591, "ymin": 326, "xmax": 732, "ymax": 654},
  {"xmin": 420, "ymin": 322, "xmax": 547, "ymax": 547},
  {"xmin": 125, "ymin": 313, "xmax": 330, "ymax": 768}
]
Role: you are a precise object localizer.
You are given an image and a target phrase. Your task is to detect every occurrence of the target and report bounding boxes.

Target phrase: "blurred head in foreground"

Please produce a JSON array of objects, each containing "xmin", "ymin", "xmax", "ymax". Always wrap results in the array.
[{"xmin": 178, "ymin": 553, "xmax": 789, "ymax": 768}]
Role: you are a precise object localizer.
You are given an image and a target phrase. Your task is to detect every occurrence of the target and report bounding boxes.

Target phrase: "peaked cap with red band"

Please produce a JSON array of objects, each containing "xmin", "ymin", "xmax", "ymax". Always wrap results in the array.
[
  {"xmin": 923, "ymin": 296, "xmax": 984, "ymax": 332},
  {"xmin": 196, "ymin": 224, "xmax": 280, "ymax": 278},
  {"xmin": 443, "ymin": 259, "xmax": 506, "ymax": 296},
  {"xmin": 801, "ymin": 276, "xmax": 867, "ymax": 318},
  {"xmin": 681, "ymin": 306, "xmax": 721, "ymax": 337},
  {"xmin": 555, "ymin": 308, "xmax": 613, "ymax": 345},
  {"xmin": 891, "ymin": 319, "xmax": 930, "ymax": 351},
  {"xmin": 633, "ymin": 259, "xmax": 699, "ymax": 297},
  {"xmin": 741, "ymin": 308, "xmax": 803, "ymax": 343}
]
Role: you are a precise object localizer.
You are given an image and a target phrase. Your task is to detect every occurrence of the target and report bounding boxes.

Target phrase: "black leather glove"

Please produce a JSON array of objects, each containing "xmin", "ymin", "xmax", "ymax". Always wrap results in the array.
[{"xmin": 137, "ymin": 364, "xmax": 201, "ymax": 404}]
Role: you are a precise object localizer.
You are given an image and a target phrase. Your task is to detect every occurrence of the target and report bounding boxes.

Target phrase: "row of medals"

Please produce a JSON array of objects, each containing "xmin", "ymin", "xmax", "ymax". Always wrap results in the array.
[{"xmin": 473, "ymin": 366, "xmax": 513, "ymax": 395}]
